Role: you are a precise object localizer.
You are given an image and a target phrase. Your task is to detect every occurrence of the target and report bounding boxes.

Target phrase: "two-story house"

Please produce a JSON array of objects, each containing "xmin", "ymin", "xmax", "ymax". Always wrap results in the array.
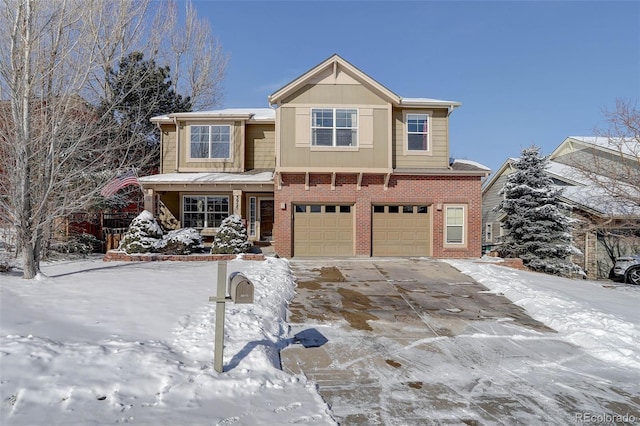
[
  {"xmin": 140, "ymin": 55, "xmax": 490, "ymax": 258},
  {"xmin": 482, "ymin": 136, "xmax": 640, "ymax": 278}
]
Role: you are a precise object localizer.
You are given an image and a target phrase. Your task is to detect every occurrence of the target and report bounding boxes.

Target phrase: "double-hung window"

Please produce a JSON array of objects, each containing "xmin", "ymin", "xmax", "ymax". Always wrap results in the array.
[
  {"xmin": 183, "ymin": 195, "xmax": 229, "ymax": 229},
  {"xmin": 311, "ymin": 108, "xmax": 358, "ymax": 147},
  {"xmin": 190, "ymin": 125, "xmax": 231, "ymax": 159},
  {"xmin": 407, "ymin": 113, "xmax": 429, "ymax": 151},
  {"xmin": 445, "ymin": 205, "xmax": 465, "ymax": 244}
]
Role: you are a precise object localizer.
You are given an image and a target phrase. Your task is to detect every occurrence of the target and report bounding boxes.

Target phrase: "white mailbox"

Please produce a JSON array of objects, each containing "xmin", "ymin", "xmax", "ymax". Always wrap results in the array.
[{"xmin": 229, "ymin": 272, "xmax": 254, "ymax": 304}]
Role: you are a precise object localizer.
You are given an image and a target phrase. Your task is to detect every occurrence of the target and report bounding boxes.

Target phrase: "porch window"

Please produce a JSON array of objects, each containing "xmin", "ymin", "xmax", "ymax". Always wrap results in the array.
[
  {"xmin": 183, "ymin": 195, "xmax": 229, "ymax": 229},
  {"xmin": 190, "ymin": 125, "xmax": 231, "ymax": 159},
  {"xmin": 311, "ymin": 108, "xmax": 358, "ymax": 147},
  {"xmin": 407, "ymin": 113, "xmax": 429, "ymax": 151},
  {"xmin": 445, "ymin": 205, "xmax": 465, "ymax": 244}
]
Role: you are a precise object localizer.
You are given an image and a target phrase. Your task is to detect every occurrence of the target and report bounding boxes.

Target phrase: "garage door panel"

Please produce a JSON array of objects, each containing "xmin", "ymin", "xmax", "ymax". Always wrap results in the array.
[
  {"xmin": 372, "ymin": 205, "xmax": 431, "ymax": 257},
  {"xmin": 294, "ymin": 205, "xmax": 353, "ymax": 257}
]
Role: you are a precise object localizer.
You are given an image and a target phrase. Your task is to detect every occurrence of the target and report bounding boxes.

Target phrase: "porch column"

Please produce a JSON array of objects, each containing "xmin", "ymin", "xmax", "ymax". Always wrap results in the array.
[
  {"xmin": 144, "ymin": 188, "xmax": 155, "ymax": 215},
  {"xmin": 232, "ymin": 190, "xmax": 243, "ymax": 216}
]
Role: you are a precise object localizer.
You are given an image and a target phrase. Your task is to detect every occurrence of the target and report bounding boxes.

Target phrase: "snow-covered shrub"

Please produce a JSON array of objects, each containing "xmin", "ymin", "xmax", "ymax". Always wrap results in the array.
[
  {"xmin": 51, "ymin": 233, "xmax": 100, "ymax": 255},
  {"xmin": 156, "ymin": 228, "xmax": 204, "ymax": 255},
  {"xmin": 0, "ymin": 256, "xmax": 10, "ymax": 273},
  {"xmin": 210, "ymin": 215, "xmax": 252, "ymax": 254},
  {"xmin": 118, "ymin": 210, "xmax": 163, "ymax": 254}
]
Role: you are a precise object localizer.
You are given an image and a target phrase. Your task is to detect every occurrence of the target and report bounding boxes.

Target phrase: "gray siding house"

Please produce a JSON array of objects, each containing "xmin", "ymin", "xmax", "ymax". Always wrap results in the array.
[{"xmin": 482, "ymin": 137, "xmax": 640, "ymax": 279}]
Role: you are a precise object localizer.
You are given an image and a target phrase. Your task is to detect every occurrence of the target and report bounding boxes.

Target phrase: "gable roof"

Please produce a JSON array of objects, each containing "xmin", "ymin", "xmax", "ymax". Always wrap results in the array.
[
  {"xmin": 551, "ymin": 136, "xmax": 639, "ymax": 160},
  {"xmin": 268, "ymin": 54, "xmax": 461, "ymax": 109}
]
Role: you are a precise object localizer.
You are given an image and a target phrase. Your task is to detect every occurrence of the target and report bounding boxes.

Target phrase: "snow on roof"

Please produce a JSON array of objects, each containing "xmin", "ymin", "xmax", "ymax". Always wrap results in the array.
[
  {"xmin": 568, "ymin": 136, "xmax": 639, "ymax": 157},
  {"xmin": 545, "ymin": 161, "xmax": 593, "ymax": 186},
  {"xmin": 485, "ymin": 156, "xmax": 639, "ymax": 215},
  {"xmin": 151, "ymin": 108, "xmax": 275, "ymax": 122},
  {"xmin": 546, "ymin": 160, "xmax": 640, "ymax": 215},
  {"xmin": 559, "ymin": 184, "xmax": 640, "ymax": 216},
  {"xmin": 400, "ymin": 97, "xmax": 461, "ymax": 107},
  {"xmin": 451, "ymin": 158, "xmax": 491, "ymax": 171},
  {"xmin": 139, "ymin": 171, "xmax": 274, "ymax": 184}
]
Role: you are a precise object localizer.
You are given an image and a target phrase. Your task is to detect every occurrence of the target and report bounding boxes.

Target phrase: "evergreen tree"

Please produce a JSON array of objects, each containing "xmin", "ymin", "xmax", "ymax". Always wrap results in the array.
[
  {"xmin": 99, "ymin": 52, "xmax": 192, "ymax": 173},
  {"xmin": 210, "ymin": 215, "xmax": 252, "ymax": 254},
  {"xmin": 497, "ymin": 146, "xmax": 583, "ymax": 276}
]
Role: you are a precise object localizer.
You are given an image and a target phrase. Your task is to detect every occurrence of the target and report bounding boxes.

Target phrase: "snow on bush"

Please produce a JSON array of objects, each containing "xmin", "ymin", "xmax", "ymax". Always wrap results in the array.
[
  {"xmin": 210, "ymin": 215, "xmax": 252, "ymax": 254},
  {"xmin": 118, "ymin": 210, "xmax": 163, "ymax": 254},
  {"xmin": 156, "ymin": 228, "xmax": 204, "ymax": 255}
]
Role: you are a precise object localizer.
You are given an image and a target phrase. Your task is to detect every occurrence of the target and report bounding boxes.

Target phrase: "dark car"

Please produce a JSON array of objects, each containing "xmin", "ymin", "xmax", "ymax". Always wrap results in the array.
[{"xmin": 610, "ymin": 255, "xmax": 640, "ymax": 284}]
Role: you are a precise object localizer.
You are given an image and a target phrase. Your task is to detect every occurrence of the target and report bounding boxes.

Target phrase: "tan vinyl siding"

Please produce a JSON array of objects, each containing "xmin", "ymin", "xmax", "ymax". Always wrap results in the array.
[
  {"xmin": 178, "ymin": 121, "xmax": 243, "ymax": 172},
  {"xmin": 160, "ymin": 124, "xmax": 177, "ymax": 174},
  {"xmin": 246, "ymin": 123, "xmax": 275, "ymax": 170},
  {"xmin": 392, "ymin": 108, "xmax": 450, "ymax": 169},
  {"xmin": 279, "ymin": 106, "xmax": 389, "ymax": 168},
  {"xmin": 283, "ymin": 84, "xmax": 387, "ymax": 105}
]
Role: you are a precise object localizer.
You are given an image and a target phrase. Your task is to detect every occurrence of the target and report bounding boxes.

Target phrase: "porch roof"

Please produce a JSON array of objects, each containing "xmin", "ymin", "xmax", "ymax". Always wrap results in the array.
[{"xmin": 139, "ymin": 171, "xmax": 274, "ymax": 185}]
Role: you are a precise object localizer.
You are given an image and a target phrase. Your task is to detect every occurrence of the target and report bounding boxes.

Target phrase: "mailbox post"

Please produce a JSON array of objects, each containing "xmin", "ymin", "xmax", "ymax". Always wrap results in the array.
[{"xmin": 209, "ymin": 260, "xmax": 254, "ymax": 373}]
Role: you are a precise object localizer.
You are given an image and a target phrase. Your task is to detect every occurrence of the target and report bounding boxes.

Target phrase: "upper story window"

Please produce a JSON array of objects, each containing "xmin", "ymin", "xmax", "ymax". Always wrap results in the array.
[
  {"xmin": 407, "ymin": 113, "xmax": 429, "ymax": 151},
  {"xmin": 190, "ymin": 125, "xmax": 231, "ymax": 159},
  {"xmin": 311, "ymin": 108, "xmax": 358, "ymax": 147}
]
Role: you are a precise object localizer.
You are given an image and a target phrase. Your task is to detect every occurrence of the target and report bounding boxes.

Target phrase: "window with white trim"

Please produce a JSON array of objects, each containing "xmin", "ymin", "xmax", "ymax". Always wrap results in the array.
[
  {"xmin": 190, "ymin": 125, "xmax": 231, "ymax": 159},
  {"xmin": 445, "ymin": 205, "xmax": 465, "ymax": 244},
  {"xmin": 407, "ymin": 113, "xmax": 429, "ymax": 151},
  {"xmin": 183, "ymin": 195, "xmax": 229, "ymax": 229},
  {"xmin": 311, "ymin": 108, "xmax": 358, "ymax": 147},
  {"xmin": 486, "ymin": 223, "xmax": 493, "ymax": 242}
]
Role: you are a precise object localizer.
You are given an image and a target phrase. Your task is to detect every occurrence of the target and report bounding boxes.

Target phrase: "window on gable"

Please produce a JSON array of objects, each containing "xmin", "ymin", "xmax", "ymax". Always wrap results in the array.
[
  {"xmin": 311, "ymin": 108, "xmax": 358, "ymax": 147},
  {"xmin": 407, "ymin": 113, "xmax": 429, "ymax": 151},
  {"xmin": 190, "ymin": 125, "xmax": 231, "ymax": 159}
]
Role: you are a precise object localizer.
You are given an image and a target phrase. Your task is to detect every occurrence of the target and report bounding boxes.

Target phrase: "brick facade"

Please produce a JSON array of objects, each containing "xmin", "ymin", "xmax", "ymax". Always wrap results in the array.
[{"xmin": 274, "ymin": 173, "xmax": 483, "ymax": 258}]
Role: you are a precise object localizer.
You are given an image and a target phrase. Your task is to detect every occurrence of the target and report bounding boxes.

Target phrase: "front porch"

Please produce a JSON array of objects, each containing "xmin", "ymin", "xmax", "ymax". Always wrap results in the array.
[{"xmin": 138, "ymin": 171, "xmax": 276, "ymax": 245}]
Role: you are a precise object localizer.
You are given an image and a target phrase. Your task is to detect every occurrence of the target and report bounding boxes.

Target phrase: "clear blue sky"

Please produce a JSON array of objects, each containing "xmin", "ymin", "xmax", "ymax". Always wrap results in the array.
[{"xmin": 191, "ymin": 0, "xmax": 640, "ymax": 173}]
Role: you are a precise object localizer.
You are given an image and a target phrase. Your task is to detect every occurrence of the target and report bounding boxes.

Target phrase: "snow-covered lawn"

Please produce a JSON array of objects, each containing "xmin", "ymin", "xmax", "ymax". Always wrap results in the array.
[
  {"xmin": 444, "ymin": 259, "xmax": 640, "ymax": 371},
  {"xmin": 0, "ymin": 257, "xmax": 334, "ymax": 425},
  {"xmin": 1, "ymin": 256, "xmax": 639, "ymax": 425}
]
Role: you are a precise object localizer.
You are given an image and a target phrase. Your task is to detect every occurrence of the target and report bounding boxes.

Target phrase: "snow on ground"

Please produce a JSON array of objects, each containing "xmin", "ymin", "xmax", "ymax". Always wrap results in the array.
[
  {"xmin": 2, "ymin": 256, "xmax": 639, "ymax": 425},
  {"xmin": 0, "ymin": 257, "xmax": 335, "ymax": 425},
  {"xmin": 445, "ymin": 259, "xmax": 640, "ymax": 371}
]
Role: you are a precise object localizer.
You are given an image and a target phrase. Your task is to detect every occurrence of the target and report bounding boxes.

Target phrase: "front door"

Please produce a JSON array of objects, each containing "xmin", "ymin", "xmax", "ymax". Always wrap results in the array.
[{"xmin": 259, "ymin": 199, "xmax": 274, "ymax": 240}]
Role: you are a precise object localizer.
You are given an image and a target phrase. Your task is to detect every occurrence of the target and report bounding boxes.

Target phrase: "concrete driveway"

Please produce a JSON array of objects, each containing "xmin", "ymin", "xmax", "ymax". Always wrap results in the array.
[{"xmin": 280, "ymin": 258, "xmax": 638, "ymax": 425}]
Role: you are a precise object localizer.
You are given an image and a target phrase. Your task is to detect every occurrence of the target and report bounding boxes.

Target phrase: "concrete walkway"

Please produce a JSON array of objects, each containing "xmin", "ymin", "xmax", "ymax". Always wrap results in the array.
[{"xmin": 280, "ymin": 258, "xmax": 639, "ymax": 425}]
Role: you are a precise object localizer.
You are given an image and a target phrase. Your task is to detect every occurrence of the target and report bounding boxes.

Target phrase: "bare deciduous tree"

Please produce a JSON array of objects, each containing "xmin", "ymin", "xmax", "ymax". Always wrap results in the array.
[
  {"xmin": 164, "ymin": 0, "xmax": 228, "ymax": 110},
  {"xmin": 0, "ymin": 0, "xmax": 227, "ymax": 279},
  {"xmin": 561, "ymin": 99, "xmax": 640, "ymax": 268},
  {"xmin": 573, "ymin": 99, "xmax": 640, "ymax": 210}
]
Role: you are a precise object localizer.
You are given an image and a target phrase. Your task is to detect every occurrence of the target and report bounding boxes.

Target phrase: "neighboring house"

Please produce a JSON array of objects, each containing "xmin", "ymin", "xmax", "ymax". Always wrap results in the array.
[
  {"xmin": 482, "ymin": 136, "xmax": 640, "ymax": 278},
  {"xmin": 140, "ymin": 54, "xmax": 490, "ymax": 258}
]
